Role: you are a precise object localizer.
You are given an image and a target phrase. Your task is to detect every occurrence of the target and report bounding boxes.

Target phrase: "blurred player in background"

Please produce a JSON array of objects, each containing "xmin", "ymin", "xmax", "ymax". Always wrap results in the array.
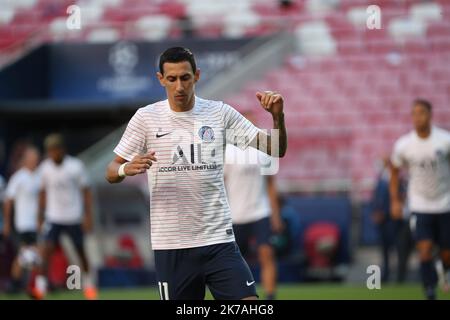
[
  {"xmin": 372, "ymin": 156, "xmax": 412, "ymax": 283},
  {"xmin": 224, "ymin": 110, "xmax": 283, "ymax": 300},
  {"xmin": 106, "ymin": 47, "xmax": 287, "ymax": 300},
  {"xmin": 372, "ymin": 156, "xmax": 396, "ymax": 282},
  {"xmin": 34, "ymin": 134, "xmax": 96, "ymax": 300},
  {"xmin": 3, "ymin": 146, "xmax": 41, "ymax": 293},
  {"xmin": 390, "ymin": 99, "xmax": 450, "ymax": 299}
]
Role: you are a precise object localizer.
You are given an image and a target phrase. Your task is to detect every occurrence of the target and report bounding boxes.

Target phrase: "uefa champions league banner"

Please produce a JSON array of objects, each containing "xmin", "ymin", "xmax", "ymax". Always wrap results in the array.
[{"xmin": 0, "ymin": 38, "xmax": 251, "ymax": 103}]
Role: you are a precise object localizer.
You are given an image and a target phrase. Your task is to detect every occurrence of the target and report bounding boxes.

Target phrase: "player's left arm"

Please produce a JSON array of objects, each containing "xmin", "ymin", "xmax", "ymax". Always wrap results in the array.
[
  {"xmin": 82, "ymin": 187, "xmax": 93, "ymax": 233},
  {"xmin": 3, "ymin": 198, "xmax": 13, "ymax": 238},
  {"xmin": 389, "ymin": 165, "xmax": 403, "ymax": 220},
  {"xmin": 78, "ymin": 161, "xmax": 94, "ymax": 233},
  {"xmin": 249, "ymin": 91, "xmax": 287, "ymax": 157},
  {"xmin": 266, "ymin": 175, "xmax": 284, "ymax": 233},
  {"xmin": 3, "ymin": 178, "xmax": 17, "ymax": 238},
  {"xmin": 38, "ymin": 189, "xmax": 46, "ymax": 233}
]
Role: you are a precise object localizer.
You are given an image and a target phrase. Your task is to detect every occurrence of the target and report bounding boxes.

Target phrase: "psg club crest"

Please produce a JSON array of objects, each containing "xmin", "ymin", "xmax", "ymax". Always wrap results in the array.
[{"xmin": 198, "ymin": 126, "xmax": 215, "ymax": 142}]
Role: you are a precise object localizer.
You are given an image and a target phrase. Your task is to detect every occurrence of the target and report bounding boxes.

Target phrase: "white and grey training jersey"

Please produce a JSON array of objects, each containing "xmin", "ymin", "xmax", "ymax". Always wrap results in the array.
[
  {"xmin": 114, "ymin": 96, "xmax": 260, "ymax": 250},
  {"xmin": 224, "ymin": 144, "xmax": 272, "ymax": 224},
  {"xmin": 391, "ymin": 126, "xmax": 450, "ymax": 214},
  {"xmin": 5, "ymin": 168, "xmax": 41, "ymax": 232},
  {"xmin": 40, "ymin": 156, "xmax": 90, "ymax": 224}
]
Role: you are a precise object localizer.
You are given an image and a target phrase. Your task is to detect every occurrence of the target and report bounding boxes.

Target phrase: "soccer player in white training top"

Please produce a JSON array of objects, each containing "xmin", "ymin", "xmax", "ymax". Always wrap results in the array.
[
  {"xmin": 35, "ymin": 134, "xmax": 97, "ymax": 300},
  {"xmin": 3, "ymin": 145, "xmax": 41, "ymax": 294},
  {"xmin": 390, "ymin": 99, "xmax": 450, "ymax": 299},
  {"xmin": 106, "ymin": 47, "xmax": 287, "ymax": 300}
]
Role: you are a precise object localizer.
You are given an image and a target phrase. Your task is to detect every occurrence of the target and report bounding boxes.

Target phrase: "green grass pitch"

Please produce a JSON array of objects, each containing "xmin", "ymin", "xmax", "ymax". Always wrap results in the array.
[{"xmin": 1, "ymin": 283, "xmax": 449, "ymax": 300}]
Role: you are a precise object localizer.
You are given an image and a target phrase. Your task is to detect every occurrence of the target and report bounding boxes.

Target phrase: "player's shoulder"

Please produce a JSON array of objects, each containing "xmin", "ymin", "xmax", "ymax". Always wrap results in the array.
[
  {"xmin": 37, "ymin": 159, "xmax": 52, "ymax": 179},
  {"xmin": 12, "ymin": 168, "xmax": 26, "ymax": 177},
  {"xmin": 196, "ymin": 96, "xmax": 227, "ymax": 112},
  {"xmin": 131, "ymin": 100, "xmax": 169, "ymax": 126},
  {"xmin": 433, "ymin": 126, "xmax": 450, "ymax": 140},
  {"xmin": 33, "ymin": 166, "xmax": 43, "ymax": 179},
  {"xmin": 39, "ymin": 158, "xmax": 52, "ymax": 170},
  {"xmin": 138, "ymin": 100, "xmax": 169, "ymax": 115},
  {"xmin": 65, "ymin": 155, "xmax": 85, "ymax": 168},
  {"xmin": 395, "ymin": 131, "xmax": 415, "ymax": 147},
  {"xmin": 7, "ymin": 168, "xmax": 24, "ymax": 183}
]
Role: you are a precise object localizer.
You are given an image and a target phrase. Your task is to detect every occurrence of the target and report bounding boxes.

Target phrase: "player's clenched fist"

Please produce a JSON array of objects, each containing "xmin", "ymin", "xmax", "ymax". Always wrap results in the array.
[
  {"xmin": 256, "ymin": 91, "xmax": 284, "ymax": 117},
  {"xmin": 125, "ymin": 151, "xmax": 157, "ymax": 176}
]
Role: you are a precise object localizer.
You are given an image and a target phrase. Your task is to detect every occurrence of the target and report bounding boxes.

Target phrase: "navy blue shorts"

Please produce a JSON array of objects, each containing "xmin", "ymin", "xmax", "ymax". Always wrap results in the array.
[
  {"xmin": 154, "ymin": 241, "xmax": 257, "ymax": 300},
  {"xmin": 43, "ymin": 223, "xmax": 84, "ymax": 251},
  {"xmin": 233, "ymin": 217, "xmax": 272, "ymax": 256},
  {"xmin": 18, "ymin": 231, "xmax": 37, "ymax": 246},
  {"xmin": 413, "ymin": 212, "xmax": 450, "ymax": 249}
]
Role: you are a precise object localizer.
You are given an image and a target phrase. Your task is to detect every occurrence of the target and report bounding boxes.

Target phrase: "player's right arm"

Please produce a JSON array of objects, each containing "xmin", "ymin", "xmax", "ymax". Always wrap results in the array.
[
  {"xmin": 389, "ymin": 164, "xmax": 403, "ymax": 220},
  {"xmin": 246, "ymin": 91, "xmax": 287, "ymax": 158},
  {"xmin": 390, "ymin": 138, "xmax": 406, "ymax": 220},
  {"xmin": 3, "ymin": 176, "xmax": 18, "ymax": 237},
  {"xmin": 3, "ymin": 198, "xmax": 13, "ymax": 237},
  {"xmin": 371, "ymin": 180, "xmax": 385, "ymax": 225},
  {"xmin": 38, "ymin": 189, "xmax": 46, "ymax": 232},
  {"xmin": 105, "ymin": 152, "xmax": 157, "ymax": 183},
  {"xmin": 267, "ymin": 175, "xmax": 284, "ymax": 233}
]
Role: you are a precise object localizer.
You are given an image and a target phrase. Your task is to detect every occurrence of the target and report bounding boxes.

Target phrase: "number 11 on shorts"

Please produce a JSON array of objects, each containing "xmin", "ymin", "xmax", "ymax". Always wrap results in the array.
[{"xmin": 158, "ymin": 281, "xmax": 169, "ymax": 300}]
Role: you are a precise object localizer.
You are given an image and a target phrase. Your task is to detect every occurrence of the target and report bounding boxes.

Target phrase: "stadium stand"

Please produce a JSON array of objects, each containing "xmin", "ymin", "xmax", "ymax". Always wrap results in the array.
[
  {"xmin": 1, "ymin": 0, "xmax": 450, "ymax": 290},
  {"xmin": 223, "ymin": 0, "xmax": 450, "ymax": 197},
  {"xmin": 2, "ymin": 0, "xmax": 448, "ymax": 181}
]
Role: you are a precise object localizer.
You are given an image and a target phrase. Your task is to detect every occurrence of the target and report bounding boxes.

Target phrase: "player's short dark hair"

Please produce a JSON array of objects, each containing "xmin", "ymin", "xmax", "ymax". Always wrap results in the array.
[
  {"xmin": 413, "ymin": 99, "xmax": 432, "ymax": 113},
  {"xmin": 44, "ymin": 133, "xmax": 65, "ymax": 150},
  {"xmin": 159, "ymin": 47, "xmax": 197, "ymax": 75}
]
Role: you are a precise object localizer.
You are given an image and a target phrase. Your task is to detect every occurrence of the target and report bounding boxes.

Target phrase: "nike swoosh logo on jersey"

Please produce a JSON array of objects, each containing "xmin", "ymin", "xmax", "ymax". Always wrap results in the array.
[
  {"xmin": 156, "ymin": 132, "xmax": 171, "ymax": 138},
  {"xmin": 246, "ymin": 281, "xmax": 255, "ymax": 286}
]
